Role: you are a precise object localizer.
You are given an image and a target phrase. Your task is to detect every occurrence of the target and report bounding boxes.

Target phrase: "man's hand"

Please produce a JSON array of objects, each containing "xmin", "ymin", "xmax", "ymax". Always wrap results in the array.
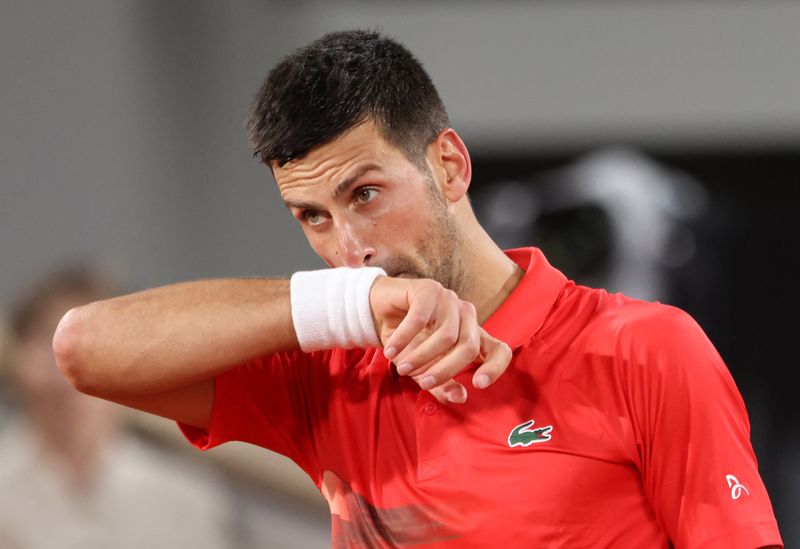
[{"xmin": 370, "ymin": 276, "xmax": 512, "ymax": 404}]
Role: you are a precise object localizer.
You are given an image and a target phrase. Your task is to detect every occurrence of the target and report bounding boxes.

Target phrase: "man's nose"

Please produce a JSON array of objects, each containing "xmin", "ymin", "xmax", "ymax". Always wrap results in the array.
[{"xmin": 338, "ymin": 221, "xmax": 376, "ymax": 267}]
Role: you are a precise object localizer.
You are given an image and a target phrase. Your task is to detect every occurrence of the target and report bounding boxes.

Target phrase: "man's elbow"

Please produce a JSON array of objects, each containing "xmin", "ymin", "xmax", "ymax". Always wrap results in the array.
[{"xmin": 52, "ymin": 305, "xmax": 101, "ymax": 396}]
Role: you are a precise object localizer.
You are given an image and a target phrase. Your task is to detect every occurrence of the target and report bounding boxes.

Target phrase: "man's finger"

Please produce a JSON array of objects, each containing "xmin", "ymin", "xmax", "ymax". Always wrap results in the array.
[
  {"xmin": 429, "ymin": 380, "xmax": 468, "ymax": 404},
  {"xmin": 471, "ymin": 331, "xmax": 512, "ymax": 389},
  {"xmin": 409, "ymin": 301, "xmax": 480, "ymax": 388},
  {"xmin": 381, "ymin": 282, "xmax": 440, "ymax": 360},
  {"xmin": 392, "ymin": 290, "xmax": 462, "ymax": 375}
]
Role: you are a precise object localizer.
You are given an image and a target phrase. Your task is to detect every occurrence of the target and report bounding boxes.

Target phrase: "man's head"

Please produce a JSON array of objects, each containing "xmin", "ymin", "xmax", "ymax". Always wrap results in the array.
[
  {"xmin": 247, "ymin": 29, "xmax": 449, "ymax": 171},
  {"xmin": 248, "ymin": 30, "xmax": 476, "ymax": 294}
]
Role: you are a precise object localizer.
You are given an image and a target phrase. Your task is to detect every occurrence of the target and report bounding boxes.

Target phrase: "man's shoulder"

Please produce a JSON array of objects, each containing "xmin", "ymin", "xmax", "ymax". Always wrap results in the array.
[
  {"xmin": 555, "ymin": 284, "xmax": 706, "ymax": 359},
  {"xmin": 599, "ymin": 292, "xmax": 696, "ymax": 339}
]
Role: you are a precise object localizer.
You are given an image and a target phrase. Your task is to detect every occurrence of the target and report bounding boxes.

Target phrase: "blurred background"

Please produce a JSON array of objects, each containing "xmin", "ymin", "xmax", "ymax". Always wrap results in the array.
[{"xmin": 1, "ymin": 1, "xmax": 797, "ymax": 547}]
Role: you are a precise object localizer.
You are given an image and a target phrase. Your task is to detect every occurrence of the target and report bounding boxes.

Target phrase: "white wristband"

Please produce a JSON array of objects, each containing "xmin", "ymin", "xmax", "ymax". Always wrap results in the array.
[{"xmin": 290, "ymin": 267, "xmax": 386, "ymax": 352}]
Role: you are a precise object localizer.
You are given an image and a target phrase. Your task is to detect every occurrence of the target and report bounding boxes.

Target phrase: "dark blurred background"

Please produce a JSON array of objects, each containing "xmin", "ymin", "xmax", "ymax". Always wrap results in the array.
[
  {"xmin": 471, "ymin": 149, "xmax": 799, "ymax": 545},
  {"xmin": 1, "ymin": 1, "xmax": 797, "ymax": 547}
]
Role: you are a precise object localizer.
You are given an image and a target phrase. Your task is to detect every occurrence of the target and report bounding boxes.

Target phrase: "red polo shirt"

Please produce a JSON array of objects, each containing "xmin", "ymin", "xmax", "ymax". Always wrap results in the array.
[{"xmin": 180, "ymin": 248, "xmax": 782, "ymax": 548}]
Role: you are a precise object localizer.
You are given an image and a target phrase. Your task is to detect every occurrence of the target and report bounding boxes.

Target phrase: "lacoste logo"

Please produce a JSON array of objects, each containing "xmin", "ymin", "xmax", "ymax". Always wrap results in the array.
[
  {"xmin": 725, "ymin": 474, "xmax": 750, "ymax": 500},
  {"xmin": 508, "ymin": 419, "xmax": 553, "ymax": 447}
]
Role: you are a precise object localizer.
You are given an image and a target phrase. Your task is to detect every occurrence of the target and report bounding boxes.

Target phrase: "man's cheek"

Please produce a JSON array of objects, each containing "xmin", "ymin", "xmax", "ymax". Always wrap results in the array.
[{"xmin": 303, "ymin": 233, "xmax": 334, "ymax": 267}]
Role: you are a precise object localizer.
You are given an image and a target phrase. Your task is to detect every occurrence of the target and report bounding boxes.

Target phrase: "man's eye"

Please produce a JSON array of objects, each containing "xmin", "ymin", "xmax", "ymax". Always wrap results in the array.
[
  {"xmin": 354, "ymin": 187, "xmax": 377, "ymax": 204},
  {"xmin": 302, "ymin": 210, "xmax": 324, "ymax": 225}
]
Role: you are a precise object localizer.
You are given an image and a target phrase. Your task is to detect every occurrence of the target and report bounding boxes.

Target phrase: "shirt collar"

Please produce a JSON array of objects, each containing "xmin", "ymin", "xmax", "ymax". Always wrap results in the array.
[{"xmin": 482, "ymin": 247, "xmax": 568, "ymax": 349}]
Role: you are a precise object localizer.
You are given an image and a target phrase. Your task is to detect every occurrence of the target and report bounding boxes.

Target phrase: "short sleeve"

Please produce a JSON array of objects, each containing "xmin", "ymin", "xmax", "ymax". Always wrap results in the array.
[
  {"xmin": 178, "ymin": 350, "xmax": 333, "ymax": 483},
  {"xmin": 623, "ymin": 306, "xmax": 782, "ymax": 549}
]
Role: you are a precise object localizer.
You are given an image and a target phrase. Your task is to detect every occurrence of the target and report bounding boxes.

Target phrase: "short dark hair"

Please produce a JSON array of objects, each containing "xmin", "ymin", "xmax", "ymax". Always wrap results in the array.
[{"xmin": 246, "ymin": 29, "xmax": 449, "ymax": 169}]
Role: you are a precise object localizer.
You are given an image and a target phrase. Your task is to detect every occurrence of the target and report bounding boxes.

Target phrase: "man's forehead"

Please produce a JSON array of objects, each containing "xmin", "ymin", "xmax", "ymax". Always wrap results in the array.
[{"xmin": 272, "ymin": 123, "xmax": 397, "ymax": 197}]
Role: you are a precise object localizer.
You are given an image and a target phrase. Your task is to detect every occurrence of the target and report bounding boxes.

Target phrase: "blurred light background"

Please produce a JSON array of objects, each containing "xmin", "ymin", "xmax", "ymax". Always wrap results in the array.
[{"xmin": 1, "ymin": 1, "xmax": 798, "ymax": 547}]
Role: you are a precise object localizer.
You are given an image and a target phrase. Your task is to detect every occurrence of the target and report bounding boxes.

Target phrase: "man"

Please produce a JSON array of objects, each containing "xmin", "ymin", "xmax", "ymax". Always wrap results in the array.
[{"xmin": 54, "ymin": 30, "xmax": 782, "ymax": 548}]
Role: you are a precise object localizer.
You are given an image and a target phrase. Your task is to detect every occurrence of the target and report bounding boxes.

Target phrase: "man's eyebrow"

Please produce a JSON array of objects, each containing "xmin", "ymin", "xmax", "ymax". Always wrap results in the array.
[
  {"xmin": 332, "ymin": 163, "xmax": 382, "ymax": 200},
  {"xmin": 283, "ymin": 198, "xmax": 322, "ymax": 211},
  {"xmin": 283, "ymin": 164, "xmax": 382, "ymax": 211}
]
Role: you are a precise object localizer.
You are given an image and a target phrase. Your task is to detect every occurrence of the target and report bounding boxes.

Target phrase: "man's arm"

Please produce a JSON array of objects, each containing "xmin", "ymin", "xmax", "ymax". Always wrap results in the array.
[
  {"xmin": 53, "ymin": 275, "xmax": 510, "ymax": 430},
  {"xmin": 53, "ymin": 279, "xmax": 296, "ymax": 429},
  {"xmin": 623, "ymin": 304, "xmax": 783, "ymax": 549}
]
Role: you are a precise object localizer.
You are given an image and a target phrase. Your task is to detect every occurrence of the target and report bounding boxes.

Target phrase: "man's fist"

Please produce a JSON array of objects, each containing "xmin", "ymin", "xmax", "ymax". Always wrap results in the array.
[{"xmin": 369, "ymin": 276, "xmax": 512, "ymax": 404}]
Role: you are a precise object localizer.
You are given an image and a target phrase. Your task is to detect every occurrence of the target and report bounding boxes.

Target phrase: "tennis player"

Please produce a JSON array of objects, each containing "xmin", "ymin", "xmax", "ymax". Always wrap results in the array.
[{"xmin": 53, "ymin": 30, "xmax": 782, "ymax": 548}]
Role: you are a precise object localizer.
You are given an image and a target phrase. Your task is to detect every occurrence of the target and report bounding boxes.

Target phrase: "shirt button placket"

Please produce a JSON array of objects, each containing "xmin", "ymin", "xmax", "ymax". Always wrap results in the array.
[
  {"xmin": 415, "ymin": 394, "xmax": 444, "ymax": 481},
  {"xmin": 421, "ymin": 401, "xmax": 438, "ymax": 416}
]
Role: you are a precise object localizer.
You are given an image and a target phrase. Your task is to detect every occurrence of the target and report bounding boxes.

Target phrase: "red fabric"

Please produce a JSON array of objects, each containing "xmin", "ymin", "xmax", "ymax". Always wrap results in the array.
[{"xmin": 179, "ymin": 248, "xmax": 782, "ymax": 549}]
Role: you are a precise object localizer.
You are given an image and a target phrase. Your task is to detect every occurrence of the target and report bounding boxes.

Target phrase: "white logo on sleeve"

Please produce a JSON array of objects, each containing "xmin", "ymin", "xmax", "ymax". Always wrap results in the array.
[{"xmin": 725, "ymin": 474, "xmax": 750, "ymax": 500}]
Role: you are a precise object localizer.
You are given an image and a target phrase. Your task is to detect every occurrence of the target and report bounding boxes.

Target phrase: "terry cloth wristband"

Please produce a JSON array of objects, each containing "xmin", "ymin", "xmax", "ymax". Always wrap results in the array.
[{"xmin": 290, "ymin": 267, "xmax": 386, "ymax": 352}]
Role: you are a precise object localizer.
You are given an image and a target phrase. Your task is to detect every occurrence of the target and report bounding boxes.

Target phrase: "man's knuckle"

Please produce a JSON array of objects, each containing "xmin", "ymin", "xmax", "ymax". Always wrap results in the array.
[
  {"xmin": 460, "ymin": 300, "xmax": 476, "ymax": 316},
  {"xmin": 441, "ymin": 331, "xmax": 458, "ymax": 348},
  {"xmin": 457, "ymin": 333, "xmax": 477, "ymax": 353},
  {"xmin": 422, "ymin": 279, "xmax": 442, "ymax": 291},
  {"xmin": 408, "ymin": 310, "xmax": 428, "ymax": 325}
]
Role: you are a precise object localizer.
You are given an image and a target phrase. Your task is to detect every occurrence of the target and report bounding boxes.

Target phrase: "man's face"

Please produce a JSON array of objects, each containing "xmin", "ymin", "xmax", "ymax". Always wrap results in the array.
[{"xmin": 273, "ymin": 121, "xmax": 461, "ymax": 289}]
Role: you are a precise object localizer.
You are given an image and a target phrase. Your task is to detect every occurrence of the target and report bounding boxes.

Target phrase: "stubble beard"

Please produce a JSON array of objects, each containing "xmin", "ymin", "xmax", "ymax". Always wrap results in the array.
[{"xmin": 379, "ymin": 183, "xmax": 465, "ymax": 296}]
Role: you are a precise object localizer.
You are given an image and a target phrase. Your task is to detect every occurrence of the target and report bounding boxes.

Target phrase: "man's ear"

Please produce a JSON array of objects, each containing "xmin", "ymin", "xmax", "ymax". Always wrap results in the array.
[{"xmin": 427, "ymin": 128, "xmax": 472, "ymax": 203}]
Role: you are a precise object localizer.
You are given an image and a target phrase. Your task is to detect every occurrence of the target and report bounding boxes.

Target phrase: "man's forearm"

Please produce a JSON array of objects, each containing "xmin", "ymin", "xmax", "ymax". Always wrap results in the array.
[
  {"xmin": 53, "ymin": 278, "xmax": 296, "ymax": 398},
  {"xmin": 54, "ymin": 270, "xmax": 512, "ymax": 412}
]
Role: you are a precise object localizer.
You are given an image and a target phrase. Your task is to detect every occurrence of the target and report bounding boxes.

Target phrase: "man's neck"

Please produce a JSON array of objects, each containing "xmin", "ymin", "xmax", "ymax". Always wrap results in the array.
[{"xmin": 457, "ymin": 225, "xmax": 525, "ymax": 324}]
